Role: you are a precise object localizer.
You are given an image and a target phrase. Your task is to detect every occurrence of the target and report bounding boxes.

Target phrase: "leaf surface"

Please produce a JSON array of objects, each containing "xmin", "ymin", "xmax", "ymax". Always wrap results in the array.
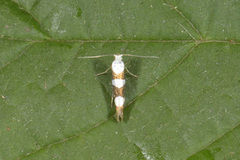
[{"xmin": 0, "ymin": 0, "xmax": 240, "ymax": 159}]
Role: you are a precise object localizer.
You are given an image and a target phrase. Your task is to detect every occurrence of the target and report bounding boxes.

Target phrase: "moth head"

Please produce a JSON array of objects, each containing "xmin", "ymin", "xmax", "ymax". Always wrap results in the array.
[{"xmin": 114, "ymin": 54, "xmax": 123, "ymax": 61}]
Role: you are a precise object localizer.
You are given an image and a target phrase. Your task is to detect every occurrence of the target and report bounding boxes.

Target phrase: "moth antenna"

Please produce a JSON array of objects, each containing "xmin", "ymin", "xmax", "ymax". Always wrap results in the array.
[
  {"xmin": 78, "ymin": 54, "xmax": 159, "ymax": 59},
  {"xmin": 78, "ymin": 54, "xmax": 113, "ymax": 59},
  {"xmin": 122, "ymin": 54, "xmax": 159, "ymax": 59}
]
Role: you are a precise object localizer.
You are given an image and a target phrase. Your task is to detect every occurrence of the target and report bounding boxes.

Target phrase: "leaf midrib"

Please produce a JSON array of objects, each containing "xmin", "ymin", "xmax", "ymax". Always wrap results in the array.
[{"xmin": 1, "ymin": 38, "xmax": 240, "ymax": 44}]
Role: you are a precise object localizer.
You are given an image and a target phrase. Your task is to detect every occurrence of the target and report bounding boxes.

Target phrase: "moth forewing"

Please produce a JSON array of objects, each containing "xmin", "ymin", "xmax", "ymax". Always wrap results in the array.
[{"xmin": 111, "ymin": 55, "xmax": 126, "ymax": 121}]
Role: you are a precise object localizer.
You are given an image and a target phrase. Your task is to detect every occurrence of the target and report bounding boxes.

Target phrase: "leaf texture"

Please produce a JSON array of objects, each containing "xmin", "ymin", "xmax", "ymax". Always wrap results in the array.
[{"xmin": 0, "ymin": 0, "xmax": 240, "ymax": 159}]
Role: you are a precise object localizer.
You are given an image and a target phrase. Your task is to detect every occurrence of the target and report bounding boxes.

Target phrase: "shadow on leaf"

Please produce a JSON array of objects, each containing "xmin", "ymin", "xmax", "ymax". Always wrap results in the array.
[
  {"xmin": 92, "ymin": 57, "xmax": 142, "ymax": 122},
  {"xmin": 123, "ymin": 58, "xmax": 141, "ymax": 122},
  {"xmin": 92, "ymin": 59, "xmax": 115, "ymax": 119}
]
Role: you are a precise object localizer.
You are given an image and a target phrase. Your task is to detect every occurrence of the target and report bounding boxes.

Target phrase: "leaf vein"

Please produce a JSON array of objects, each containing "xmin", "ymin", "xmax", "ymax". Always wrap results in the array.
[
  {"xmin": 0, "ymin": 42, "xmax": 34, "ymax": 71},
  {"xmin": 186, "ymin": 121, "xmax": 240, "ymax": 159},
  {"xmin": 9, "ymin": 0, "xmax": 52, "ymax": 38},
  {"xmin": 163, "ymin": 0, "xmax": 203, "ymax": 40},
  {"xmin": 17, "ymin": 117, "xmax": 112, "ymax": 160},
  {"xmin": 1, "ymin": 38, "xmax": 240, "ymax": 45},
  {"xmin": 127, "ymin": 42, "xmax": 199, "ymax": 107}
]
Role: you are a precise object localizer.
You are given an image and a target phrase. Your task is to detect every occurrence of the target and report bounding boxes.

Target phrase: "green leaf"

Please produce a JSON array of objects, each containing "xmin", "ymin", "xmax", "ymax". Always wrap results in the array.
[{"xmin": 0, "ymin": 0, "xmax": 240, "ymax": 159}]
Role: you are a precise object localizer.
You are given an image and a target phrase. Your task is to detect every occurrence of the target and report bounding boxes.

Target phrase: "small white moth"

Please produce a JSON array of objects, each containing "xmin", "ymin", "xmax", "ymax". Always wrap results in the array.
[{"xmin": 79, "ymin": 54, "xmax": 158, "ymax": 121}]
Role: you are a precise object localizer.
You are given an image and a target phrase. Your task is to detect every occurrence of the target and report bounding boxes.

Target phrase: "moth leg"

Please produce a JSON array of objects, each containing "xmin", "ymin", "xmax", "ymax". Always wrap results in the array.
[
  {"xmin": 111, "ymin": 94, "xmax": 114, "ymax": 108},
  {"xmin": 95, "ymin": 67, "xmax": 110, "ymax": 77},
  {"xmin": 125, "ymin": 67, "xmax": 138, "ymax": 78}
]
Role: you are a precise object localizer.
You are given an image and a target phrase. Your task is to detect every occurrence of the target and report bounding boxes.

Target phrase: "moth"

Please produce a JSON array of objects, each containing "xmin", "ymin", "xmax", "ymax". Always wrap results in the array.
[{"xmin": 79, "ymin": 54, "xmax": 158, "ymax": 122}]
